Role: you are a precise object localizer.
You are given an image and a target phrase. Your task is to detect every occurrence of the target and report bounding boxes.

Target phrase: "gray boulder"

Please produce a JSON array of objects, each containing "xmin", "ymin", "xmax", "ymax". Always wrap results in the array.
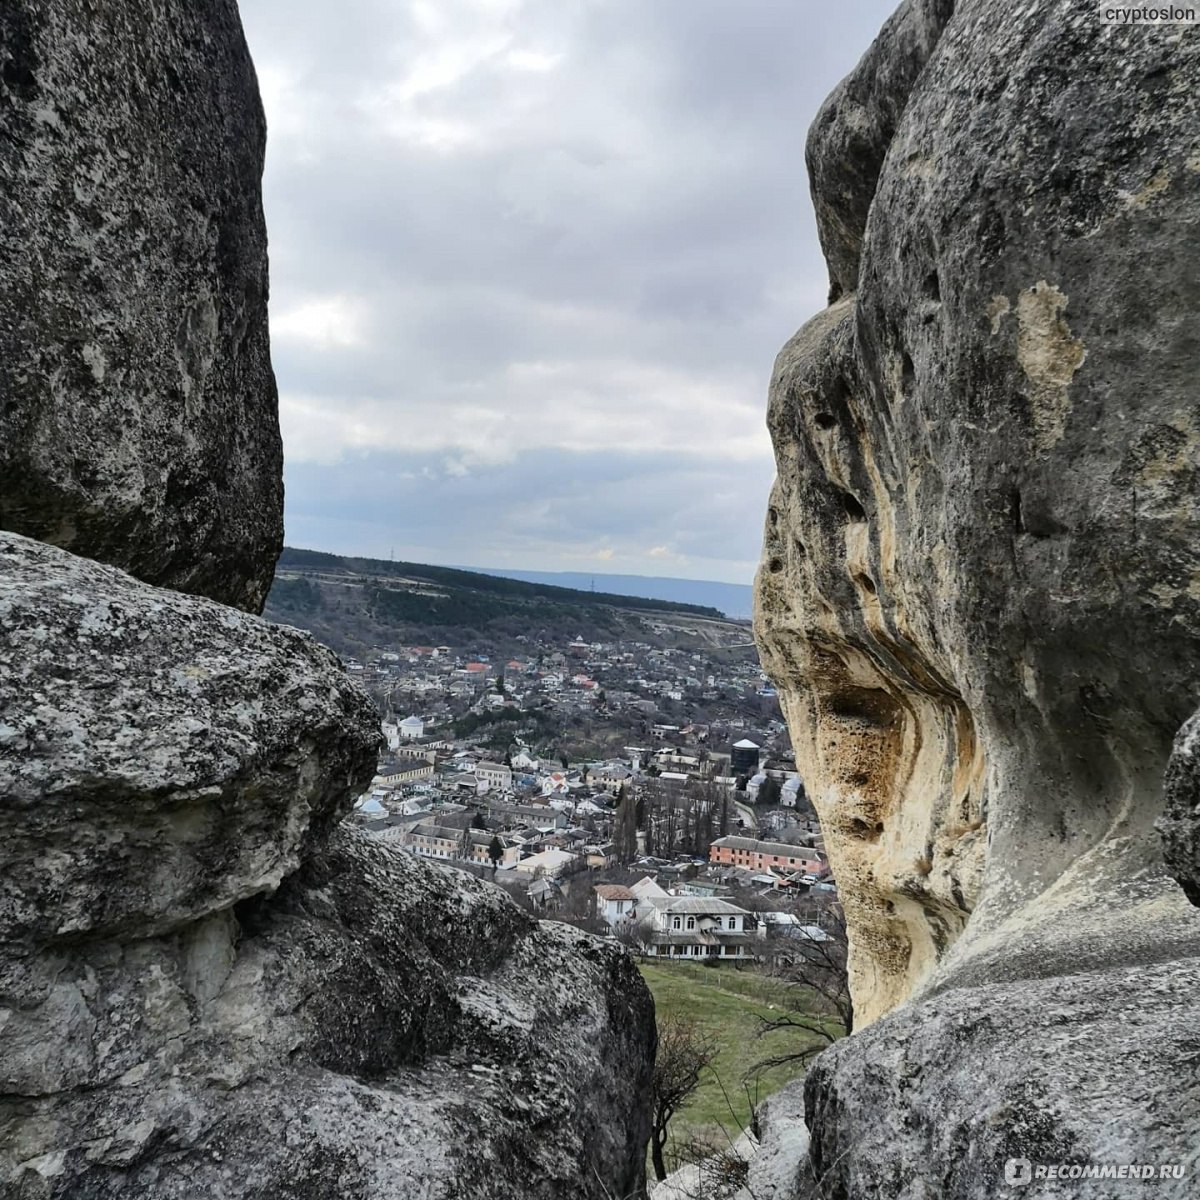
[
  {"xmin": 0, "ymin": 535, "xmax": 656, "ymax": 1197},
  {"xmin": 0, "ymin": 0, "xmax": 281, "ymax": 612},
  {"xmin": 802, "ymin": 957, "xmax": 1200, "ymax": 1199},
  {"xmin": 0, "ymin": 829, "xmax": 656, "ymax": 1200},
  {"xmin": 0, "ymin": 532, "xmax": 381, "ymax": 952}
]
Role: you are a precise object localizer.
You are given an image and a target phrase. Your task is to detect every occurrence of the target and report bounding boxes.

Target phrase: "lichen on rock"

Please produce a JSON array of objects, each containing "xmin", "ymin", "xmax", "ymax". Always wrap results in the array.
[{"xmin": 0, "ymin": 531, "xmax": 382, "ymax": 952}]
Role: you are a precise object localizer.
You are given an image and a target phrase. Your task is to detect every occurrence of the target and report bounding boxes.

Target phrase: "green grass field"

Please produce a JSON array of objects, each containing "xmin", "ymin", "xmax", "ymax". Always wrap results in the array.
[{"xmin": 639, "ymin": 961, "xmax": 833, "ymax": 1168}]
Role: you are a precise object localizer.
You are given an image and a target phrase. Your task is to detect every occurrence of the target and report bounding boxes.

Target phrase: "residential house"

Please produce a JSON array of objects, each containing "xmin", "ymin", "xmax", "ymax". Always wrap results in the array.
[
  {"xmin": 475, "ymin": 761, "xmax": 513, "ymax": 792},
  {"xmin": 588, "ymin": 762, "xmax": 632, "ymax": 795},
  {"xmin": 461, "ymin": 831, "xmax": 521, "ymax": 869},
  {"xmin": 585, "ymin": 843, "xmax": 617, "ymax": 870},
  {"xmin": 594, "ymin": 884, "xmax": 637, "ymax": 927},
  {"xmin": 642, "ymin": 897, "xmax": 753, "ymax": 960},
  {"xmin": 403, "ymin": 822, "xmax": 465, "ymax": 861},
  {"xmin": 527, "ymin": 877, "xmax": 563, "ymax": 909},
  {"xmin": 513, "ymin": 848, "xmax": 578, "ymax": 878},
  {"xmin": 374, "ymin": 761, "xmax": 435, "ymax": 787}
]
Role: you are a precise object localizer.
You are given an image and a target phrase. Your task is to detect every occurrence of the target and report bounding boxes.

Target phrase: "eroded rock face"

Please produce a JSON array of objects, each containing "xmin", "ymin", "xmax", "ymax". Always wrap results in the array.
[
  {"xmin": 755, "ymin": 0, "xmax": 1200, "ymax": 1025},
  {"xmin": 0, "ymin": 0, "xmax": 281, "ymax": 612},
  {"xmin": 0, "ymin": 829, "xmax": 655, "ymax": 1199},
  {"xmin": 753, "ymin": 2, "xmax": 1200, "ymax": 1193},
  {"xmin": 0, "ymin": 533, "xmax": 381, "ymax": 952}
]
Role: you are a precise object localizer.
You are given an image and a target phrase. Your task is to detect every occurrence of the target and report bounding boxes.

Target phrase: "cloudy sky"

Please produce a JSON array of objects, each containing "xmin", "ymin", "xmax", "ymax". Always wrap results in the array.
[{"xmin": 237, "ymin": 0, "xmax": 897, "ymax": 585}]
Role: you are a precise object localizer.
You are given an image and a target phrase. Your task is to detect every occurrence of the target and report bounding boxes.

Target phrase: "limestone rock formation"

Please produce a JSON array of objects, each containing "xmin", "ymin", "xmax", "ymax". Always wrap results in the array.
[
  {"xmin": 0, "ymin": 0, "xmax": 282, "ymax": 612},
  {"xmin": 754, "ymin": 0, "xmax": 1200, "ymax": 1193},
  {"xmin": 0, "ymin": 3, "xmax": 656, "ymax": 1196},
  {"xmin": 757, "ymin": 0, "xmax": 1200, "ymax": 1023},
  {"xmin": 801, "ymin": 957, "xmax": 1200, "ymax": 1199}
]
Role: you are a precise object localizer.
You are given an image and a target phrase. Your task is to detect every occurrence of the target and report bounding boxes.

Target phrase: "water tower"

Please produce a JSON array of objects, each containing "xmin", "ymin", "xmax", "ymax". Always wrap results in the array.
[{"xmin": 730, "ymin": 738, "xmax": 760, "ymax": 774}]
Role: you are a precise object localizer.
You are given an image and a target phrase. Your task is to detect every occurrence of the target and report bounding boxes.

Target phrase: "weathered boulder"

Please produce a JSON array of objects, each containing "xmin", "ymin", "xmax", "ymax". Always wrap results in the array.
[
  {"xmin": 0, "ymin": 829, "xmax": 656, "ymax": 1200},
  {"xmin": 1160, "ymin": 711, "xmax": 1200, "ymax": 906},
  {"xmin": 0, "ymin": 0, "xmax": 281, "ymax": 612},
  {"xmin": 0, "ymin": 531, "xmax": 381, "ymax": 952},
  {"xmin": 807, "ymin": 0, "xmax": 955, "ymax": 302},
  {"xmin": 754, "ymin": 0, "xmax": 1200, "ymax": 1194}
]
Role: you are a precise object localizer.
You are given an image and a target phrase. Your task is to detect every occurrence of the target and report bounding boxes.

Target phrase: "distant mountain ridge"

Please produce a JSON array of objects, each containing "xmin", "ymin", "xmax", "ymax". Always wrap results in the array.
[
  {"xmin": 264, "ymin": 549, "xmax": 757, "ymax": 657},
  {"xmin": 276, "ymin": 547, "xmax": 726, "ymax": 618},
  {"xmin": 464, "ymin": 567, "xmax": 755, "ymax": 620}
]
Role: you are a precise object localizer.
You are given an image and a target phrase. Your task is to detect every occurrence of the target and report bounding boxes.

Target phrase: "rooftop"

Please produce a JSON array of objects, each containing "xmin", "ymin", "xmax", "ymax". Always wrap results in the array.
[
  {"xmin": 660, "ymin": 897, "xmax": 750, "ymax": 916},
  {"xmin": 712, "ymin": 835, "xmax": 824, "ymax": 858}
]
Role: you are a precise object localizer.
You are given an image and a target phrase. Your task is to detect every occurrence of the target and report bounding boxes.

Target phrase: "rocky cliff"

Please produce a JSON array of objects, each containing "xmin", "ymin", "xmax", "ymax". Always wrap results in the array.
[
  {"xmin": 753, "ymin": 0, "xmax": 1200, "ymax": 1195},
  {"xmin": 0, "ymin": 4, "xmax": 655, "ymax": 1197}
]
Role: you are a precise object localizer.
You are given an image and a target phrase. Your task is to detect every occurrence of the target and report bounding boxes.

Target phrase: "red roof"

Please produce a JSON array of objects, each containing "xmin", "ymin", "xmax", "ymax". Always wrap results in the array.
[{"xmin": 594, "ymin": 885, "xmax": 635, "ymax": 900}]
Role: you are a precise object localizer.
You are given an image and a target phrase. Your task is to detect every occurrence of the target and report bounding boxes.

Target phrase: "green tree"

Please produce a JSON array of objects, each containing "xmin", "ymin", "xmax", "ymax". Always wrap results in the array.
[
  {"xmin": 487, "ymin": 835, "xmax": 505, "ymax": 870},
  {"xmin": 471, "ymin": 811, "xmax": 488, "ymax": 830}
]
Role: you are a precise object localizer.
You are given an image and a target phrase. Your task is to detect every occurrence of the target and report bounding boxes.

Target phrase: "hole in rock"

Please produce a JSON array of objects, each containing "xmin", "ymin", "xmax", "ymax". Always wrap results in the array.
[
  {"xmin": 923, "ymin": 271, "xmax": 941, "ymax": 302},
  {"xmin": 814, "ymin": 412, "xmax": 838, "ymax": 431},
  {"xmin": 768, "ymin": 557, "xmax": 784, "ymax": 574},
  {"xmin": 826, "ymin": 686, "xmax": 900, "ymax": 728},
  {"xmin": 855, "ymin": 573, "xmax": 877, "ymax": 595},
  {"xmin": 837, "ymin": 490, "xmax": 868, "ymax": 523},
  {"xmin": 847, "ymin": 816, "xmax": 884, "ymax": 841}
]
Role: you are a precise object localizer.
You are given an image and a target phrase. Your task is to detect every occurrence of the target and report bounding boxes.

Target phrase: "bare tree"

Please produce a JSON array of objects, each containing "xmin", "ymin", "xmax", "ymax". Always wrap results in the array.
[
  {"xmin": 611, "ymin": 915, "xmax": 652, "ymax": 957},
  {"xmin": 650, "ymin": 1015, "xmax": 718, "ymax": 1182},
  {"xmin": 755, "ymin": 905, "xmax": 852, "ymax": 1069}
]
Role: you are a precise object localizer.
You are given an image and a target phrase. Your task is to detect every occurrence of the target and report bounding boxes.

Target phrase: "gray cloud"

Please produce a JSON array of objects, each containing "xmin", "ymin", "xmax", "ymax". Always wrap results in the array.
[{"xmin": 237, "ymin": 0, "xmax": 898, "ymax": 583}]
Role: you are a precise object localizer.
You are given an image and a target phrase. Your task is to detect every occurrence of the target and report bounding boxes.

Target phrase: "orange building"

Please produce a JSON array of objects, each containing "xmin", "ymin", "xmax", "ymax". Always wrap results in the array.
[{"xmin": 708, "ymin": 835, "xmax": 825, "ymax": 875}]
